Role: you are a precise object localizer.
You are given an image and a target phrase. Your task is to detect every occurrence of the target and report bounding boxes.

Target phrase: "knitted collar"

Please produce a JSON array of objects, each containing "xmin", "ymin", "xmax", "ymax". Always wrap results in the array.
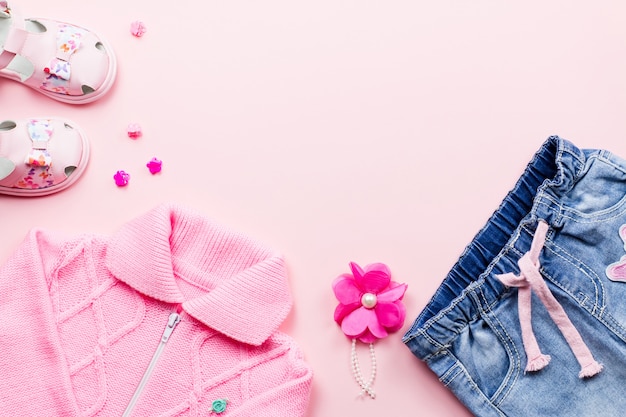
[{"xmin": 104, "ymin": 203, "xmax": 292, "ymax": 346}]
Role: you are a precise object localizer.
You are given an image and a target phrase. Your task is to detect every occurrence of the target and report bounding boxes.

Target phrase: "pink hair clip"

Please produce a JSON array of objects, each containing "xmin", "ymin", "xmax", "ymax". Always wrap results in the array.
[
  {"xmin": 113, "ymin": 170, "xmax": 130, "ymax": 187},
  {"xmin": 332, "ymin": 262, "xmax": 407, "ymax": 399},
  {"xmin": 130, "ymin": 21, "xmax": 147, "ymax": 37},
  {"xmin": 146, "ymin": 157, "xmax": 162, "ymax": 174},
  {"xmin": 127, "ymin": 123, "xmax": 142, "ymax": 139}
]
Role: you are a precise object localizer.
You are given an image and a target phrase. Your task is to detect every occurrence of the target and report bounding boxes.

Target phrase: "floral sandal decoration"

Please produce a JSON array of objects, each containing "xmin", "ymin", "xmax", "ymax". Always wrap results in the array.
[
  {"xmin": 332, "ymin": 262, "xmax": 407, "ymax": 399},
  {"xmin": 0, "ymin": 118, "xmax": 89, "ymax": 196},
  {"xmin": 0, "ymin": 1, "xmax": 116, "ymax": 104}
]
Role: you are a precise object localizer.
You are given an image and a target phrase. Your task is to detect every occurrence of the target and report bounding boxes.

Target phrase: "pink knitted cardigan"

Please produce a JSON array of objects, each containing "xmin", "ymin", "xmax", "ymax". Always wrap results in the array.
[{"xmin": 0, "ymin": 204, "xmax": 312, "ymax": 416}]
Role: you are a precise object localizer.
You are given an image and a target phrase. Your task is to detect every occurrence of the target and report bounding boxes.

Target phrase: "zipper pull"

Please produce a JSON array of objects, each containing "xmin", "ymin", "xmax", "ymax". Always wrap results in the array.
[{"xmin": 162, "ymin": 313, "xmax": 181, "ymax": 343}]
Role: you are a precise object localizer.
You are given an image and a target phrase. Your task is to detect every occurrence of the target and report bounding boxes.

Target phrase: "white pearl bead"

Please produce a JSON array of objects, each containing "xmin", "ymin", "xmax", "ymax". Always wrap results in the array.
[
  {"xmin": 350, "ymin": 339, "xmax": 378, "ymax": 399},
  {"xmin": 361, "ymin": 293, "xmax": 377, "ymax": 309}
]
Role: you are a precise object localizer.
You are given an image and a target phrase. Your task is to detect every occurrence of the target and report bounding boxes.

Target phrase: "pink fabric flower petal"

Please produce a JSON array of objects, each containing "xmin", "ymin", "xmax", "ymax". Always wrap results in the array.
[
  {"xmin": 375, "ymin": 301, "xmax": 405, "ymax": 330},
  {"xmin": 341, "ymin": 307, "xmax": 373, "ymax": 338},
  {"xmin": 377, "ymin": 282, "xmax": 407, "ymax": 303},
  {"xmin": 333, "ymin": 262, "xmax": 407, "ymax": 342},
  {"xmin": 358, "ymin": 330, "xmax": 377, "ymax": 344},
  {"xmin": 349, "ymin": 262, "xmax": 365, "ymax": 283},
  {"xmin": 385, "ymin": 301, "xmax": 406, "ymax": 333},
  {"xmin": 353, "ymin": 262, "xmax": 391, "ymax": 294},
  {"xmin": 332, "ymin": 274, "xmax": 361, "ymax": 305},
  {"xmin": 334, "ymin": 302, "xmax": 360, "ymax": 324},
  {"xmin": 367, "ymin": 314, "xmax": 389, "ymax": 339}
]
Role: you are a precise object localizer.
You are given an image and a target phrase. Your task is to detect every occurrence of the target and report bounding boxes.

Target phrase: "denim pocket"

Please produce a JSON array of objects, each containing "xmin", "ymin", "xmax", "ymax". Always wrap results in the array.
[
  {"xmin": 447, "ymin": 296, "xmax": 518, "ymax": 404},
  {"xmin": 544, "ymin": 216, "xmax": 626, "ymax": 342},
  {"xmin": 559, "ymin": 154, "xmax": 626, "ymax": 220}
]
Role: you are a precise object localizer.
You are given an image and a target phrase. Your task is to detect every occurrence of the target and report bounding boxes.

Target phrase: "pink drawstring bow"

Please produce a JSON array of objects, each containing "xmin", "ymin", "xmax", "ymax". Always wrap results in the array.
[{"xmin": 496, "ymin": 221, "xmax": 602, "ymax": 378}]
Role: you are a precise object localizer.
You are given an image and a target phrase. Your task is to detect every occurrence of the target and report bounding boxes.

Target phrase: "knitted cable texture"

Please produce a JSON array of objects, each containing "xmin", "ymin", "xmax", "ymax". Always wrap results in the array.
[{"xmin": 0, "ymin": 203, "xmax": 312, "ymax": 416}]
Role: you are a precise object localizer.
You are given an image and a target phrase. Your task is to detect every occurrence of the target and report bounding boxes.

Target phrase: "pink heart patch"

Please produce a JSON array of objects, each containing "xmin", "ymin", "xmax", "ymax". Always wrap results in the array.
[
  {"xmin": 606, "ymin": 255, "xmax": 626, "ymax": 283},
  {"xmin": 620, "ymin": 224, "xmax": 626, "ymax": 250}
]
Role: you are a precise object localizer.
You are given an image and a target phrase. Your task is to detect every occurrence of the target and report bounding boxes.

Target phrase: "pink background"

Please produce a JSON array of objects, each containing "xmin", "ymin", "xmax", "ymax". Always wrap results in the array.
[{"xmin": 2, "ymin": 1, "xmax": 626, "ymax": 416}]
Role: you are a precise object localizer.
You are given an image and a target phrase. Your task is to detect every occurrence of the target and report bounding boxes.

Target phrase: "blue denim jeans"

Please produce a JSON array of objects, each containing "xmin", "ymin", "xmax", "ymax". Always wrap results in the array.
[{"xmin": 403, "ymin": 136, "xmax": 626, "ymax": 416}]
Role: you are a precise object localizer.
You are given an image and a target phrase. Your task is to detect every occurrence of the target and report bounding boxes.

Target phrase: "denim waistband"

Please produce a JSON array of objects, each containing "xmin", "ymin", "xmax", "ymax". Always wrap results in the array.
[{"xmin": 402, "ymin": 136, "xmax": 590, "ymax": 359}]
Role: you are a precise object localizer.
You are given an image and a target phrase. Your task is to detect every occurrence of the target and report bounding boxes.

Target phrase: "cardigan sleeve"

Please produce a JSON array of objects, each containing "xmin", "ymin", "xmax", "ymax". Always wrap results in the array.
[{"xmin": 0, "ymin": 230, "xmax": 79, "ymax": 416}]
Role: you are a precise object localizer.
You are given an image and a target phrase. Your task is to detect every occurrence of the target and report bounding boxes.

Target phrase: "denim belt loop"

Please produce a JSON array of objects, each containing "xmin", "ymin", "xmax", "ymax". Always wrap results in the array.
[{"xmin": 496, "ymin": 220, "xmax": 603, "ymax": 378}]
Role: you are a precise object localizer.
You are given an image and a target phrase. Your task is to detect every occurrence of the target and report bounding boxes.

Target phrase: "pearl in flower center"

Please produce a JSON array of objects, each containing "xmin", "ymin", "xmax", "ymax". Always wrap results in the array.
[{"xmin": 361, "ymin": 292, "xmax": 377, "ymax": 309}]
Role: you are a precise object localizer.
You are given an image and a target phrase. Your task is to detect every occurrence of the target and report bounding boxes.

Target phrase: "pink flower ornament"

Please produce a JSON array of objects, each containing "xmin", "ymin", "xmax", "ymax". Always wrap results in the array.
[
  {"xmin": 113, "ymin": 170, "xmax": 130, "ymax": 187},
  {"xmin": 146, "ymin": 157, "xmax": 162, "ymax": 174},
  {"xmin": 127, "ymin": 123, "xmax": 142, "ymax": 139},
  {"xmin": 130, "ymin": 21, "xmax": 147, "ymax": 37},
  {"xmin": 333, "ymin": 262, "xmax": 407, "ymax": 343}
]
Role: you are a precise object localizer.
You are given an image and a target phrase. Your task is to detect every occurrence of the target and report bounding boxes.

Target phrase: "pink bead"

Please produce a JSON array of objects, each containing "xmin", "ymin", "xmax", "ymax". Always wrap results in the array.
[
  {"xmin": 146, "ymin": 158, "xmax": 162, "ymax": 174},
  {"xmin": 127, "ymin": 123, "xmax": 142, "ymax": 139},
  {"xmin": 114, "ymin": 170, "xmax": 130, "ymax": 187},
  {"xmin": 130, "ymin": 20, "xmax": 147, "ymax": 37}
]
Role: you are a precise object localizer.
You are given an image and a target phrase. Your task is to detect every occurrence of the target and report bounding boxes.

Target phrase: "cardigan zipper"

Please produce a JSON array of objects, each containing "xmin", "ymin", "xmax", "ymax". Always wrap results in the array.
[{"xmin": 122, "ymin": 312, "xmax": 181, "ymax": 417}]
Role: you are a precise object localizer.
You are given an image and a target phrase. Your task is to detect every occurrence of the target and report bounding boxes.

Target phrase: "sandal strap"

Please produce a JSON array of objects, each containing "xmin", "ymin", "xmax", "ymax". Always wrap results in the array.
[
  {"xmin": 3, "ymin": 25, "xmax": 27, "ymax": 55},
  {"xmin": 0, "ymin": 1, "xmax": 25, "ymax": 71},
  {"xmin": 0, "ymin": 49, "xmax": 12, "ymax": 70},
  {"xmin": 1, "ymin": 17, "xmax": 86, "ymax": 88},
  {"xmin": 1, "ymin": 0, "xmax": 85, "ymax": 84}
]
